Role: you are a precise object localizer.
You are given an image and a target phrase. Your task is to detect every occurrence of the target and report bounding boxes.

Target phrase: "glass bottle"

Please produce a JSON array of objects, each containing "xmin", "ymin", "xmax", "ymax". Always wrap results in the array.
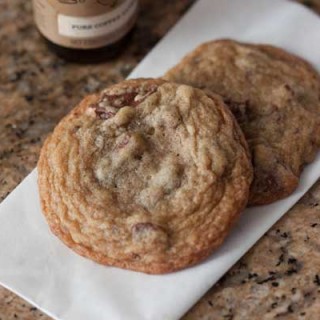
[{"xmin": 32, "ymin": 0, "xmax": 138, "ymax": 63}]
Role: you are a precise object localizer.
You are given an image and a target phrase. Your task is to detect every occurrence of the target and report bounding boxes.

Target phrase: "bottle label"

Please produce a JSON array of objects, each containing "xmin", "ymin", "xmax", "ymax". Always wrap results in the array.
[{"xmin": 32, "ymin": 0, "xmax": 138, "ymax": 49}]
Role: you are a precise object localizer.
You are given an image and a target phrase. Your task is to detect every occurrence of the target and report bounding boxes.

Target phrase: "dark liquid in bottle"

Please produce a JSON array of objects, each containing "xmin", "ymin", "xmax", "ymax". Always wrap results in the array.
[{"xmin": 42, "ymin": 30, "xmax": 133, "ymax": 64}]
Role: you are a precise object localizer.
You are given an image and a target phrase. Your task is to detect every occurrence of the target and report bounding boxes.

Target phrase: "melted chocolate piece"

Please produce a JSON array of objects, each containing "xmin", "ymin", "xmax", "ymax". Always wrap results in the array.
[
  {"xmin": 224, "ymin": 98, "xmax": 250, "ymax": 123},
  {"xmin": 93, "ymin": 106, "xmax": 116, "ymax": 120}
]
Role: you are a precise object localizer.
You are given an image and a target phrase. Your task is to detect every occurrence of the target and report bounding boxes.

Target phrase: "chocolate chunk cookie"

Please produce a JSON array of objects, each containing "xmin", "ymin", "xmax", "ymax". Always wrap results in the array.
[
  {"xmin": 164, "ymin": 40, "xmax": 320, "ymax": 205},
  {"xmin": 38, "ymin": 78, "xmax": 253, "ymax": 274}
]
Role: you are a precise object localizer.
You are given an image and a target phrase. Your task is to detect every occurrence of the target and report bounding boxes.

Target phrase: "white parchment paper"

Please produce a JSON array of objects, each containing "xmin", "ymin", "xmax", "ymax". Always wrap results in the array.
[{"xmin": 0, "ymin": 0, "xmax": 320, "ymax": 319}]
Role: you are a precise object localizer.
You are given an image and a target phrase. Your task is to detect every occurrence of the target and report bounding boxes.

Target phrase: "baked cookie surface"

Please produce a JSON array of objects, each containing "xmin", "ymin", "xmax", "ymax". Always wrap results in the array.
[
  {"xmin": 164, "ymin": 40, "xmax": 320, "ymax": 205},
  {"xmin": 38, "ymin": 78, "xmax": 252, "ymax": 274}
]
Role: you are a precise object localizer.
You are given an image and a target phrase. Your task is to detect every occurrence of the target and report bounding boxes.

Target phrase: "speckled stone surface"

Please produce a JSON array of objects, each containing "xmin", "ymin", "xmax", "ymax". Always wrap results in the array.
[{"xmin": 0, "ymin": 0, "xmax": 319, "ymax": 319}]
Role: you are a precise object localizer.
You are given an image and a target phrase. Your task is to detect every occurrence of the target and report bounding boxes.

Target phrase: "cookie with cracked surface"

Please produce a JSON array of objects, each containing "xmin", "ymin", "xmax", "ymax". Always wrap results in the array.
[
  {"xmin": 38, "ymin": 78, "xmax": 253, "ymax": 274},
  {"xmin": 164, "ymin": 39, "xmax": 320, "ymax": 205}
]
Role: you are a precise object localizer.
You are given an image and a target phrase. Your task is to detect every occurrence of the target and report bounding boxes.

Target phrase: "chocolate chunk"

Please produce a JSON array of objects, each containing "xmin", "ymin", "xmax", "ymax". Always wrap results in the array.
[
  {"xmin": 94, "ymin": 107, "xmax": 116, "ymax": 120},
  {"xmin": 254, "ymin": 171, "xmax": 281, "ymax": 194},
  {"xmin": 101, "ymin": 86, "xmax": 157, "ymax": 108},
  {"xmin": 224, "ymin": 99, "xmax": 250, "ymax": 123},
  {"xmin": 105, "ymin": 92, "xmax": 140, "ymax": 107}
]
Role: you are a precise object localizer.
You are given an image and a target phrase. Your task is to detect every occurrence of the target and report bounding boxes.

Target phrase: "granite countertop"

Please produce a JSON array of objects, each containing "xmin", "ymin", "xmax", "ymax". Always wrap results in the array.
[{"xmin": 0, "ymin": 0, "xmax": 320, "ymax": 319}]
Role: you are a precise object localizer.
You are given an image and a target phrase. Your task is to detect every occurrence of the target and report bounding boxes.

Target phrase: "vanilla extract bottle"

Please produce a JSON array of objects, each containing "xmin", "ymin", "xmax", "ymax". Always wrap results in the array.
[{"xmin": 32, "ymin": 0, "xmax": 138, "ymax": 63}]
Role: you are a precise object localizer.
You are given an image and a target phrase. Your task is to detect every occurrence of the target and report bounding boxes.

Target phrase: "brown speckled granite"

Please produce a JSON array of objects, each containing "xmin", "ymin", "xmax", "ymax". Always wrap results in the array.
[{"xmin": 0, "ymin": 0, "xmax": 319, "ymax": 319}]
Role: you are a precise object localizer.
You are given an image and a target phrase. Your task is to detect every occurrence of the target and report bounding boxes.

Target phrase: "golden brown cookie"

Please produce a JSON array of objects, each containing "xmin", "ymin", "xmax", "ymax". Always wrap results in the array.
[
  {"xmin": 164, "ymin": 40, "xmax": 320, "ymax": 205},
  {"xmin": 38, "ymin": 78, "xmax": 253, "ymax": 274}
]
